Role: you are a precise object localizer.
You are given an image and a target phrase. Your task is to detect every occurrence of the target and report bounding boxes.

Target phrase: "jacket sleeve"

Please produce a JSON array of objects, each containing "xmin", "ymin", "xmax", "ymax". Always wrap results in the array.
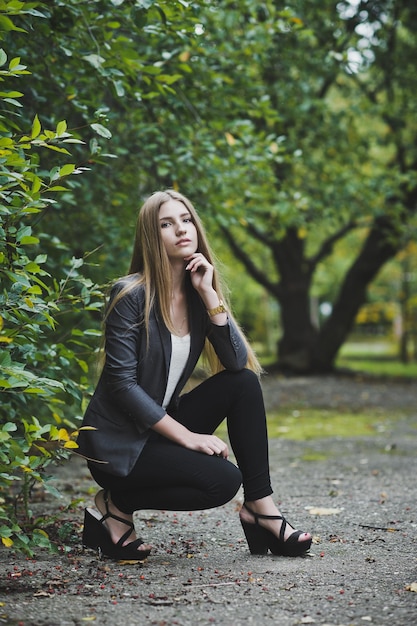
[
  {"xmin": 206, "ymin": 317, "xmax": 248, "ymax": 371},
  {"xmin": 102, "ymin": 282, "xmax": 166, "ymax": 432}
]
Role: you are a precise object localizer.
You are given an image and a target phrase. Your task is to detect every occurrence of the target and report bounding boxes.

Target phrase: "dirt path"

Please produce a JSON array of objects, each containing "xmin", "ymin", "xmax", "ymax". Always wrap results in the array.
[{"xmin": 1, "ymin": 376, "xmax": 417, "ymax": 626}]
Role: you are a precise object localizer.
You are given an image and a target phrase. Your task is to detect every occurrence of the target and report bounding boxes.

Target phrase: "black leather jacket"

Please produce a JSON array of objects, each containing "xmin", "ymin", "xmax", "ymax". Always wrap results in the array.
[{"xmin": 76, "ymin": 276, "xmax": 248, "ymax": 476}]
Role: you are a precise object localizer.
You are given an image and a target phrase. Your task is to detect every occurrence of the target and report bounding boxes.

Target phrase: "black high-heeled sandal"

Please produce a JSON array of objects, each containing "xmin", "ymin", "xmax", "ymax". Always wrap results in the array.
[
  {"xmin": 82, "ymin": 491, "xmax": 151, "ymax": 561},
  {"xmin": 240, "ymin": 503, "xmax": 312, "ymax": 557}
]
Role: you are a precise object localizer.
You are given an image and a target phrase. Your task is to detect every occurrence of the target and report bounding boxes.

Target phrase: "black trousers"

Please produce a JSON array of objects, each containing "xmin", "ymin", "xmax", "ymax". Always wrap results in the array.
[{"xmin": 89, "ymin": 369, "xmax": 273, "ymax": 515}]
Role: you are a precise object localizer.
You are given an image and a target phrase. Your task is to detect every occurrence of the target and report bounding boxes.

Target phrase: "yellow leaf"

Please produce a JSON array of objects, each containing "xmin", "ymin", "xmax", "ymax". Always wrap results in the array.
[
  {"xmin": 2, "ymin": 536, "xmax": 13, "ymax": 547},
  {"xmin": 58, "ymin": 428, "xmax": 70, "ymax": 441},
  {"xmin": 0, "ymin": 336, "xmax": 13, "ymax": 343},
  {"xmin": 64, "ymin": 440, "xmax": 79, "ymax": 449},
  {"xmin": 20, "ymin": 465, "xmax": 34, "ymax": 473},
  {"xmin": 269, "ymin": 142, "xmax": 279, "ymax": 154},
  {"xmin": 307, "ymin": 507, "xmax": 343, "ymax": 516},
  {"xmin": 406, "ymin": 582, "xmax": 417, "ymax": 592},
  {"xmin": 298, "ymin": 227, "xmax": 307, "ymax": 239},
  {"xmin": 225, "ymin": 132, "xmax": 236, "ymax": 146},
  {"xmin": 179, "ymin": 51, "xmax": 190, "ymax": 62}
]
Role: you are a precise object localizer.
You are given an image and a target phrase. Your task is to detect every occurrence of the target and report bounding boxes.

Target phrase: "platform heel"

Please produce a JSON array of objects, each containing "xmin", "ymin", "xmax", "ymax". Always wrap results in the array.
[{"xmin": 82, "ymin": 491, "xmax": 151, "ymax": 561}]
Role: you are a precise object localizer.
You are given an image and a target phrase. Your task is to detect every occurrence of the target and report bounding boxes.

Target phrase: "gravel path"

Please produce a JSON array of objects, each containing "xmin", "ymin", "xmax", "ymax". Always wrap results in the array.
[{"xmin": 1, "ymin": 376, "xmax": 417, "ymax": 626}]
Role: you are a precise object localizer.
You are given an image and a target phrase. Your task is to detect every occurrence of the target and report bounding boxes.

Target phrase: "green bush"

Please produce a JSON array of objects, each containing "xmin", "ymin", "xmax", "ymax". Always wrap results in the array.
[{"xmin": 0, "ymin": 44, "xmax": 103, "ymax": 553}]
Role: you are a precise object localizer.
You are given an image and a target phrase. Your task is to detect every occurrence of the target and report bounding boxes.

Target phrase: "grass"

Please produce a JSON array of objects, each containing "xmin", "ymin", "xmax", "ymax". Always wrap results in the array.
[
  {"xmin": 265, "ymin": 407, "xmax": 408, "ymax": 440},
  {"xmin": 216, "ymin": 407, "xmax": 411, "ymax": 442},
  {"xmin": 336, "ymin": 338, "xmax": 417, "ymax": 378}
]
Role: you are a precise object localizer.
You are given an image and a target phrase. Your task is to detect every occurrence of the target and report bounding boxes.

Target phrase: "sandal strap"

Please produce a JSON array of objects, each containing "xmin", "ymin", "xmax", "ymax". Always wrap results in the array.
[
  {"xmin": 243, "ymin": 503, "xmax": 307, "ymax": 547},
  {"xmin": 285, "ymin": 529, "xmax": 305, "ymax": 543},
  {"xmin": 243, "ymin": 503, "xmax": 283, "ymax": 525},
  {"xmin": 101, "ymin": 490, "xmax": 135, "ymax": 539},
  {"xmin": 115, "ymin": 536, "xmax": 146, "ymax": 550}
]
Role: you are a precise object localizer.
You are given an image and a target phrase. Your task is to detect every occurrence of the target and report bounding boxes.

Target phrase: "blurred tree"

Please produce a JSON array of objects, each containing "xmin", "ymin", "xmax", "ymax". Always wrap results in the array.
[{"xmin": 166, "ymin": 0, "xmax": 417, "ymax": 372}]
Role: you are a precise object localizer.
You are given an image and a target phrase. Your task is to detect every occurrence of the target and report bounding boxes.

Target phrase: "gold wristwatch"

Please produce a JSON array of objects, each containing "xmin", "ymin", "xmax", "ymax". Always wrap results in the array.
[{"xmin": 207, "ymin": 300, "xmax": 227, "ymax": 317}]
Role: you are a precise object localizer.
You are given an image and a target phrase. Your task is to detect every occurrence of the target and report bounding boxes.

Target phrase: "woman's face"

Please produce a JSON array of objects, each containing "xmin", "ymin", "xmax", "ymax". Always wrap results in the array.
[{"xmin": 159, "ymin": 198, "xmax": 198, "ymax": 263}]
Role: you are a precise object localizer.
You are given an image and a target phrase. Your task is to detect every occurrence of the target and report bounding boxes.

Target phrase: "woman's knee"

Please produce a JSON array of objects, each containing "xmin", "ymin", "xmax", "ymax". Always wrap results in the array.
[
  {"xmin": 221, "ymin": 368, "xmax": 262, "ymax": 399},
  {"xmin": 210, "ymin": 459, "xmax": 242, "ymax": 505},
  {"xmin": 221, "ymin": 368, "xmax": 259, "ymax": 387}
]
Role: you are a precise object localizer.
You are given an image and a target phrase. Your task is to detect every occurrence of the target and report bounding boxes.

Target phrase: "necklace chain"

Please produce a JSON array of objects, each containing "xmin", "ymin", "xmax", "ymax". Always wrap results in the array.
[
  {"xmin": 175, "ymin": 314, "xmax": 187, "ymax": 334},
  {"xmin": 170, "ymin": 300, "xmax": 188, "ymax": 335}
]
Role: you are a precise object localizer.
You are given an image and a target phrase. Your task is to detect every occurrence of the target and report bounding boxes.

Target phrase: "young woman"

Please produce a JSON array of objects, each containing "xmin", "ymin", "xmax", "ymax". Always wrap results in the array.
[{"xmin": 77, "ymin": 189, "xmax": 312, "ymax": 561}]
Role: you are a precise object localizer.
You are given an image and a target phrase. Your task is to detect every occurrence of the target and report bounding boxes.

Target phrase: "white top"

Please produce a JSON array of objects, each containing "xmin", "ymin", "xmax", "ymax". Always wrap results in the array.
[{"xmin": 162, "ymin": 333, "xmax": 191, "ymax": 409}]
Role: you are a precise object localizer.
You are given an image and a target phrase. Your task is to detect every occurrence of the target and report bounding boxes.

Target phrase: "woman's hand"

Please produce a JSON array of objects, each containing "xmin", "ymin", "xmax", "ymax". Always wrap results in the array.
[
  {"xmin": 185, "ymin": 253, "xmax": 214, "ymax": 294},
  {"xmin": 183, "ymin": 432, "xmax": 229, "ymax": 459},
  {"xmin": 152, "ymin": 415, "xmax": 229, "ymax": 459}
]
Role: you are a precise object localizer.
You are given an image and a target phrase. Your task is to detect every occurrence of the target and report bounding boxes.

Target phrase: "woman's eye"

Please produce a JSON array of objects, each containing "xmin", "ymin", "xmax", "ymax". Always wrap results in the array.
[{"xmin": 161, "ymin": 222, "xmax": 171, "ymax": 228}]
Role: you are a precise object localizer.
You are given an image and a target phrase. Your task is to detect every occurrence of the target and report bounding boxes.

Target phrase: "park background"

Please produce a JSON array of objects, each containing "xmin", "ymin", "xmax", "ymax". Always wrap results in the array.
[{"xmin": 0, "ymin": 0, "xmax": 416, "ymax": 555}]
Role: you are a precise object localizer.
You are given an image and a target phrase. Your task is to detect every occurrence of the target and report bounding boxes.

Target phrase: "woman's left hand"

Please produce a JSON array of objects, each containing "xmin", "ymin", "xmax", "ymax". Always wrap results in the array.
[{"xmin": 185, "ymin": 253, "xmax": 214, "ymax": 294}]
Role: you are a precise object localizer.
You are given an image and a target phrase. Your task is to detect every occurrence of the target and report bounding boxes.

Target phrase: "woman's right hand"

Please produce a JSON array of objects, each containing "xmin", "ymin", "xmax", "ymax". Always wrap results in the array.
[
  {"xmin": 152, "ymin": 415, "xmax": 229, "ymax": 459},
  {"xmin": 183, "ymin": 432, "xmax": 229, "ymax": 459}
]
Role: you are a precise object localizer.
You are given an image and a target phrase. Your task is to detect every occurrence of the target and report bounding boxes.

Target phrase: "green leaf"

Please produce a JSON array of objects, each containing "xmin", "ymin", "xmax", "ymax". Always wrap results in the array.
[
  {"xmin": 24, "ymin": 261, "xmax": 41, "ymax": 273},
  {"xmin": 20, "ymin": 236, "xmax": 40, "ymax": 245},
  {"xmin": 0, "ymin": 90, "xmax": 23, "ymax": 98},
  {"xmin": 31, "ymin": 114, "xmax": 41, "ymax": 139},
  {"xmin": 83, "ymin": 54, "xmax": 105, "ymax": 69},
  {"xmin": 155, "ymin": 73, "xmax": 182, "ymax": 85},
  {"xmin": 2, "ymin": 423, "xmax": 17, "ymax": 433},
  {"xmin": 26, "ymin": 285, "xmax": 42, "ymax": 294},
  {"xmin": 58, "ymin": 164, "xmax": 75, "ymax": 177},
  {"xmin": 56, "ymin": 120, "xmax": 67, "ymax": 136},
  {"xmin": 42, "ymin": 144, "xmax": 71, "ymax": 155},
  {"xmin": 3, "ymin": 97, "xmax": 23, "ymax": 107},
  {"xmin": 91, "ymin": 123, "xmax": 112, "ymax": 139},
  {"xmin": 0, "ymin": 49, "xmax": 7, "ymax": 67},
  {"xmin": 31, "ymin": 177, "xmax": 42, "ymax": 193},
  {"xmin": 0, "ymin": 15, "xmax": 20, "ymax": 32}
]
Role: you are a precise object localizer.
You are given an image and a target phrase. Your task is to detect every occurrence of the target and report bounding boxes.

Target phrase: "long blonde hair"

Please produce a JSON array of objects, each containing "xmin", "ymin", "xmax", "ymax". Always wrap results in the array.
[{"xmin": 111, "ymin": 189, "xmax": 262, "ymax": 375}]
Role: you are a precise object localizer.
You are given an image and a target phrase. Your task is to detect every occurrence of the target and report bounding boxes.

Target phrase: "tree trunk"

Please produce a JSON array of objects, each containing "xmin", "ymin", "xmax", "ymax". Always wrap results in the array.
[
  {"xmin": 277, "ymin": 279, "xmax": 318, "ymax": 372},
  {"xmin": 273, "ymin": 230, "xmax": 318, "ymax": 372},
  {"xmin": 310, "ymin": 216, "xmax": 399, "ymax": 372}
]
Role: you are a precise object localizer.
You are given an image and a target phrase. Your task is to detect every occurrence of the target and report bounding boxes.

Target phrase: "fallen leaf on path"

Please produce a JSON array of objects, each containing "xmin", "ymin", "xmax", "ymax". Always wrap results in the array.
[
  {"xmin": 405, "ymin": 582, "xmax": 417, "ymax": 592},
  {"xmin": 33, "ymin": 591, "xmax": 54, "ymax": 597},
  {"xmin": 306, "ymin": 507, "xmax": 343, "ymax": 516}
]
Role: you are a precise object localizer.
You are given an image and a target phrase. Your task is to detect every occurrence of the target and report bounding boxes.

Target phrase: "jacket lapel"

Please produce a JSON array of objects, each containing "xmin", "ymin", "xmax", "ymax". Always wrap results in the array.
[{"xmin": 154, "ymin": 307, "xmax": 171, "ymax": 383}]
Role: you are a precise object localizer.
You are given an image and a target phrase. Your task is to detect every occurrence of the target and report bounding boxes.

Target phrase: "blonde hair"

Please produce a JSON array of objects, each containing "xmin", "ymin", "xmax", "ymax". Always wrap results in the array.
[{"xmin": 111, "ymin": 189, "xmax": 262, "ymax": 375}]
